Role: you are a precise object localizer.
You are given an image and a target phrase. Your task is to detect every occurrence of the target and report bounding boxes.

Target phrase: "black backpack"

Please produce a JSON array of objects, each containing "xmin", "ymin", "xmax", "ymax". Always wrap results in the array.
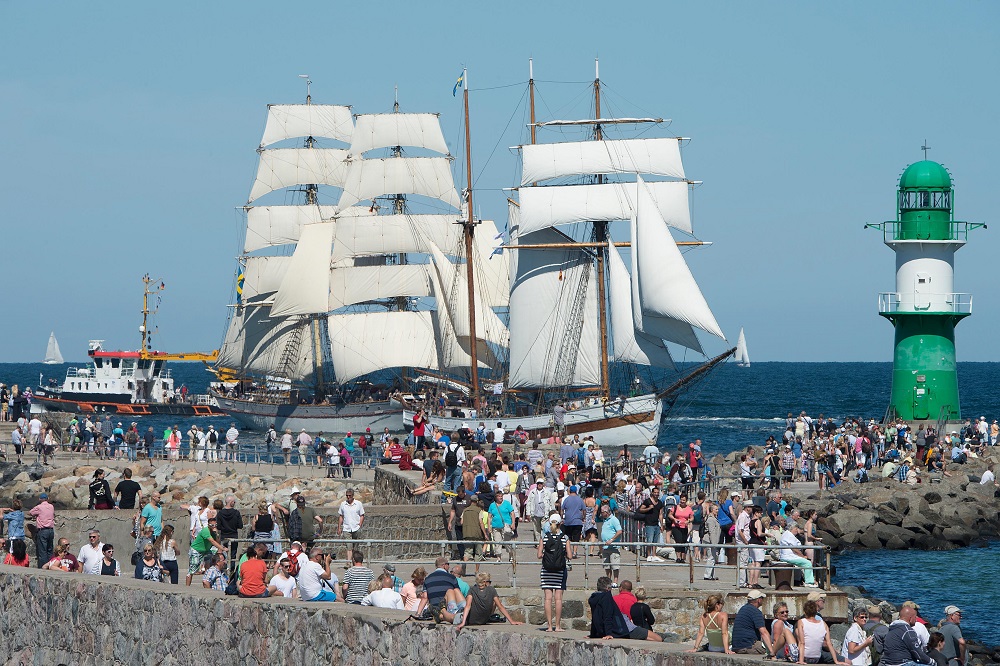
[
  {"xmin": 445, "ymin": 442, "xmax": 459, "ymax": 467},
  {"xmin": 542, "ymin": 532, "xmax": 566, "ymax": 572},
  {"xmin": 209, "ymin": 431, "xmax": 218, "ymax": 444}
]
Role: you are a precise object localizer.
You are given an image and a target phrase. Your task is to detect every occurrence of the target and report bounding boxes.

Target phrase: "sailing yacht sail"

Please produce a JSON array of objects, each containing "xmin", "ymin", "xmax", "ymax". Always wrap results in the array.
[
  {"xmin": 43, "ymin": 332, "xmax": 64, "ymax": 364},
  {"xmin": 736, "ymin": 328, "xmax": 750, "ymax": 367}
]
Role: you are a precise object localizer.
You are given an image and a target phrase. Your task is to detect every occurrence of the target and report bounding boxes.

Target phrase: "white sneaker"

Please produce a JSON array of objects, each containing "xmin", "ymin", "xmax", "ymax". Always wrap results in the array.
[{"xmin": 646, "ymin": 556, "xmax": 656, "ymax": 562}]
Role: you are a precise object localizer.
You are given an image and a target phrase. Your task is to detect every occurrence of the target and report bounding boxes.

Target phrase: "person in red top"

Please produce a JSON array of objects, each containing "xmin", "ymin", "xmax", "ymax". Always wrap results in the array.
[
  {"xmin": 237, "ymin": 546, "xmax": 270, "ymax": 598},
  {"xmin": 614, "ymin": 579, "xmax": 638, "ymax": 617},
  {"xmin": 3, "ymin": 539, "xmax": 30, "ymax": 567},
  {"xmin": 412, "ymin": 409, "xmax": 427, "ymax": 450}
]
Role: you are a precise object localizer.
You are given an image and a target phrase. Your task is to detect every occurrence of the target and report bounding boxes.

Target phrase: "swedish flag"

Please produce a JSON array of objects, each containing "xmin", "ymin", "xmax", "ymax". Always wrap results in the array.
[
  {"xmin": 452, "ymin": 71, "xmax": 465, "ymax": 97},
  {"xmin": 236, "ymin": 269, "xmax": 245, "ymax": 304}
]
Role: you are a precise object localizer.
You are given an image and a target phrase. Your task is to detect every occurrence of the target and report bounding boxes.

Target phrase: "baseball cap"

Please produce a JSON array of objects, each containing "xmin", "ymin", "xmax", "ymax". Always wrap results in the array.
[
  {"xmin": 747, "ymin": 590, "xmax": 766, "ymax": 600},
  {"xmin": 556, "ymin": 482, "xmax": 565, "ymax": 491},
  {"xmin": 867, "ymin": 605, "xmax": 882, "ymax": 615},
  {"xmin": 569, "ymin": 485, "xmax": 578, "ymax": 493},
  {"xmin": 807, "ymin": 591, "xmax": 827, "ymax": 601},
  {"xmin": 290, "ymin": 487, "xmax": 301, "ymax": 494},
  {"xmin": 944, "ymin": 605, "xmax": 962, "ymax": 615},
  {"xmin": 383, "ymin": 564, "xmax": 396, "ymax": 572},
  {"xmin": 39, "ymin": 493, "xmax": 48, "ymax": 500},
  {"xmin": 535, "ymin": 478, "xmax": 544, "ymax": 484},
  {"xmin": 548, "ymin": 513, "xmax": 562, "ymax": 524}
]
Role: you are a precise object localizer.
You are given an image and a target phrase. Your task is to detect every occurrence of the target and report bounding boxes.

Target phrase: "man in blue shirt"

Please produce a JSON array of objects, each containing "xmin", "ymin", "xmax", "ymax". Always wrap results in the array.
[
  {"xmin": 487, "ymin": 493, "xmax": 515, "ymax": 560},
  {"xmin": 731, "ymin": 590, "xmax": 774, "ymax": 655},
  {"xmin": 560, "ymin": 485, "xmax": 585, "ymax": 555},
  {"xmin": 423, "ymin": 556, "xmax": 464, "ymax": 624},
  {"xmin": 599, "ymin": 504, "xmax": 622, "ymax": 586}
]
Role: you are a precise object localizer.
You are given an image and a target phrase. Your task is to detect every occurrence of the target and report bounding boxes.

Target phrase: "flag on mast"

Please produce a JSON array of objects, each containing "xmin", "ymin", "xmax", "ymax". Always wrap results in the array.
[{"xmin": 452, "ymin": 70, "xmax": 465, "ymax": 97}]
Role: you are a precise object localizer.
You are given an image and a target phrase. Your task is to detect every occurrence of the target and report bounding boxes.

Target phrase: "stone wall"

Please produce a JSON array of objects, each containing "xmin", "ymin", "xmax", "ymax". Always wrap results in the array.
[
  {"xmin": 0, "ymin": 568, "xmax": 758, "ymax": 666},
  {"xmin": 373, "ymin": 466, "xmax": 438, "ymax": 505}
]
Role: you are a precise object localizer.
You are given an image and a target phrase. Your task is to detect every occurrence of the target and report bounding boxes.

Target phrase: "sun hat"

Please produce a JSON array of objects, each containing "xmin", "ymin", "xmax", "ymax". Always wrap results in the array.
[
  {"xmin": 548, "ymin": 513, "xmax": 562, "ymax": 524},
  {"xmin": 807, "ymin": 591, "xmax": 827, "ymax": 601},
  {"xmin": 556, "ymin": 482, "xmax": 565, "ymax": 491}
]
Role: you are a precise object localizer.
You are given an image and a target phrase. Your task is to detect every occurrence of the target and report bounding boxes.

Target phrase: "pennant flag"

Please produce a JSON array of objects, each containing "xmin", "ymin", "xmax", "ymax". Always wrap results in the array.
[{"xmin": 452, "ymin": 70, "xmax": 465, "ymax": 97}]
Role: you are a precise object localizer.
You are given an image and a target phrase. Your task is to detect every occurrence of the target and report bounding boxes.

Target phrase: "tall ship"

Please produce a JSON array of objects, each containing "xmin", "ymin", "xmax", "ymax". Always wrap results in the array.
[
  {"xmin": 213, "ymin": 81, "xmax": 510, "ymax": 433},
  {"xmin": 403, "ymin": 61, "xmax": 734, "ymax": 447},
  {"xmin": 33, "ymin": 276, "xmax": 222, "ymax": 416}
]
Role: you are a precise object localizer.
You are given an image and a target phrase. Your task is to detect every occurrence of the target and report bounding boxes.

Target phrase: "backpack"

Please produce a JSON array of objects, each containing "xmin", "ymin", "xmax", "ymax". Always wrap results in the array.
[
  {"xmin": 445, "ymin": 442, "xmax": 459, "ymax": 467},
  {"xmin": 208, "ymin": 431, "xmax": 218, "ymax": 444},
  {"xmin": 542, "ymin": 532, "xmax": 566, "ymax": 573},
  {"xmin": 126, "ymin": 430, "xmax": 138, "ymax": 445},
  {"xmin": 576, "ymin": 448, "xmax": 586, "ymax": 469},
  {"xmin": 692, "ymin": 503, "xmax": 704, "ymax": 525},
  {"xmin": 282, "ymin": 551, "xmax": 301, "ymax": 577}
]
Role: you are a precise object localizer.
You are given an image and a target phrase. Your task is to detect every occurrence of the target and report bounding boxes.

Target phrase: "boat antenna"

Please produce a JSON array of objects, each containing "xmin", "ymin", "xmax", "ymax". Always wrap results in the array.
[
  {"xmin": 921, "ymin": 140, "xmax": 931, "ymax": 160},
  {"xmin": 394, "ymin": 84, "xmax": 399, "ymax": 113},
  {"xmin": 298, "ymin": 74, "xmax": 311, "ymax": 104},
  {"xmin": 140, "ymin": 274, "xmax": 165, "ymax": 358}
]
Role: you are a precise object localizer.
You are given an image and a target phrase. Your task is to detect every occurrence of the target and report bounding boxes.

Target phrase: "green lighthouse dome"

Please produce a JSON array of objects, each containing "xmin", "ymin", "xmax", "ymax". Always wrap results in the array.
[{"xmin": 899, "ymin": 160, "xmax": 952, "ymax": 191}]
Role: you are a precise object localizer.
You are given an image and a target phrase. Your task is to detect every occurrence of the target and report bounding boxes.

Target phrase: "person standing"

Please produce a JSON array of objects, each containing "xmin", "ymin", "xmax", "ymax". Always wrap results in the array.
[
  {"xmin": 487, "ymin": 492, "xmax": 516, "ymax": 562},
  {"xmin": 537, "ymin": 513, "xmax": 570, "ymax": 632},
  {"xmin": 560, "ymin": 484, "xmax": 585, "ymax": 557},
  {"xmin": 78, "ymin": 530, "xmax": 105, "ymax": 575},
  {"xmin": 186, "ymin": 516, "xmax": 224, "ymax": 586},
  {"xmin": 113, "ymin": 468, "xmax": 143, "ymax": 510},
  {"xmin": 225, "ymin": 423, "xmax": 240, "ymax": 462},
  {"xmin": 735, "ymin": 501, "xmax": 753, "ymax": 588},
  {"xmin": 599, "ymin": 503, "xmax": 622, "ymax": 586},
  {"xmin": 412, "ymin": 408, "xmax": 427, "ymax": 451},
  {"xmin": 938, "ymin": 606, "xmax": 966, "ymax": 666},
  {"xmin": 337, "ymin": 488, "xmax": 365, "ymax": 564},
  {"xmin": 447, "ymin": 486, "xmax": 471, "ymax": 562},
  {"xmin": 289, "ymin": 495, "xmax": 322, "ymax": 550},
  {"xmin": 216, "ymin": 495, "xmax": 243, "ymax": 560},
  {"xmin": 527, "ymin": 478, "xmax": 553, "ymax": 540},
  {"xmin": 443, "ymin": 435, "xmax": 465, "ymax": 493},
  {"xmin": 28, "ymin": 492, "xmax": 55, "ymax": 567},
  {"xmin": 88, "ymin": 469, "xmax": 113, "ymax": 510},
  {"xmin": 139, "ymin": 492, "xmax": 164, "ymax": 538},
  {"xmin": 702, "ymin": 502, "xmax": 722, "ymax": 581}
]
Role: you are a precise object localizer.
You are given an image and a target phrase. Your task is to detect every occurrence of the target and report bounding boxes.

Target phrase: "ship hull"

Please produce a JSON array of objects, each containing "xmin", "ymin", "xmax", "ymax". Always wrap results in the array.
[
  {"xmin": 404, "ymin": 394, "xmax": 663, "ymax": 448},
  {"xmin": 214, "ymin": 394, "xmax": 402, "ymax": 434},
  {"xmin": 31, "ymin": 394, "xmax": 223, "ymax": 417}
]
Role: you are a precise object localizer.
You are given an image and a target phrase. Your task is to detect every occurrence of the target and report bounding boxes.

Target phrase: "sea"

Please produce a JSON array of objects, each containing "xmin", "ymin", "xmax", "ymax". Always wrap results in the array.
[{"xmin": 2, "ymin": 360, "xmax": 998, "ymax": 640}]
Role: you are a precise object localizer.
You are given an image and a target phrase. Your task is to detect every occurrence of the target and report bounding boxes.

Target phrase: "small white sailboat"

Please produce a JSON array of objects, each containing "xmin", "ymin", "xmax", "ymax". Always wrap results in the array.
[
  {"xmin": 43, "ymin": 332, "xmax": 64, "ymax": 364},
  {"xmin": 735, "ymin": 328, "xmax": 750, "ymax": 367}
]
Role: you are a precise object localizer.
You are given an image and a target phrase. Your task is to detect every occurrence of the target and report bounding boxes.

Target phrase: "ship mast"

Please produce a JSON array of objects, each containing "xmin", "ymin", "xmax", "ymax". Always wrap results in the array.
[
  {"xmin": 593, "ymin": 58, "xmax": 611, "ymax": 399},
  {"xmin": 300, "ymin": 76, "xmax": 325, "ymax": 396},
  {"xmin": 461, "ymin": 68, "xmax": 481, "ymax": 409}
]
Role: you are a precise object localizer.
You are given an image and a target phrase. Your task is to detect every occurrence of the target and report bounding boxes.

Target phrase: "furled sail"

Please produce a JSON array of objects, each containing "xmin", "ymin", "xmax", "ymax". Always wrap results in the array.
[
  {"xmin": 244, "ymin": 205, "xmax": 338, "ymax": 253},
  {"xmin": 259, "ymin": 104, "xmax": 354, "ymax": 148},
  {"xmin": 249, "ymin": 148, "xmax": 349, "ymax": 202},
  {"xmin": 516, "ymin": 180, "xmax": 691, "ymax": 236},
  {"xmin": 328, "ymin": 264, "xmax": 431, "ymax": 310},
  {"xmin": 607, "ymin": 246, "xmax": 675, "ymax": 369},
  {"xmin": 631, "ymin": 176, "xmax": 724, "ymax": 341},
  {"xmin": 507, "ymin": 228, "xmax": 601, "ymax": 389},
  {"xmin": 520, "ymin": 137, "xmax": 685, "ymax": 186},
  {"xmin": 349, "ymin": 113, "xmax": 450, "ymax": 156},
  {"xmin": 269, "ymin": 222, "xmax": 335, "ymax": 317},
  {"xmin": 337, "ymin": 157, "xmax": 462, "ymax": 210},
  {"xmin": 327, "ymin": 311, "xmax": 439, "ymax": 383},
  {"xmin": 330, "ymin": 213, "xmax": 464, "ymax": 263}
]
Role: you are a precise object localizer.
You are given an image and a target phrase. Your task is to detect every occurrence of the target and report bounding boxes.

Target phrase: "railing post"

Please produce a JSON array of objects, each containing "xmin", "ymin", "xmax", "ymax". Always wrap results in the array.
[
  {"xmin": 734, "ymin": 544, "xmax": 741, "ymax": 591},
  {"xmin": 824, "ymin": 548, "xmax": 831, "ymax": 591},
  {"xmin": 688, "ymin": 551, "xmax": 694, "ymax": 588}
]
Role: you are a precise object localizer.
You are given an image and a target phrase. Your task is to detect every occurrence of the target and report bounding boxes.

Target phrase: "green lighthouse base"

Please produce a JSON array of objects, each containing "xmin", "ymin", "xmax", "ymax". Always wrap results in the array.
[{"xmin": 883, "ymin": 313, "xmax": 966, "ymax": 422}]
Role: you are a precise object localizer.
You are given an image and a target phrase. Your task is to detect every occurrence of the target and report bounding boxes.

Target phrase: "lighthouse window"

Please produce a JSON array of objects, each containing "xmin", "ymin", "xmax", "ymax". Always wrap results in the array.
[{"xmin": 919, "ymin": 191, "xmax": 931, "ymax": 207}]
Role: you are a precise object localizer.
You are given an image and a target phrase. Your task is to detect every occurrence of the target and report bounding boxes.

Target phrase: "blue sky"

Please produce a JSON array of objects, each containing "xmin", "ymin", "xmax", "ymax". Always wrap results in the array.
[{"xmin": 1, "ymin": 1, "xmax": 997, "ymax": 362}]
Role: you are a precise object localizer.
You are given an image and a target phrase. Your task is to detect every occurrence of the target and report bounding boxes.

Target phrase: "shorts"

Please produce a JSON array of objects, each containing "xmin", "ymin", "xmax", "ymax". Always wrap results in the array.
[
  {"xmin": 188, "ymin": 549, "xmax": 208, "ymax": 575},
  {"xmin": 463, "ymin": 539, "xmax": 483, "ymax": 558},
  {"xmin": 629, "ymin": 627, "xmax": 650, "ymax": 640},
  {"xmin": 602, "ymin": 546, "xmax": 621, "ymax": 570},
  {"xmin": 306, "ymin": 589, "xmax": 338, "ymax": 602},
  {"xmin": 564, "ymin": 525, "xmax": 582, "ymax": 542},
  {"xmin": 751, "ymin": 548, "xmax": 766, "ymax": 562}
]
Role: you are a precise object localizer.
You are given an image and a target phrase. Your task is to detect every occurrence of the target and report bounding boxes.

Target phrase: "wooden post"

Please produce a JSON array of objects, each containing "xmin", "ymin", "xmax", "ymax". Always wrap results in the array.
[{"xmin": 593, "ymin": 60, "xmax": 610, "ymax": 399}]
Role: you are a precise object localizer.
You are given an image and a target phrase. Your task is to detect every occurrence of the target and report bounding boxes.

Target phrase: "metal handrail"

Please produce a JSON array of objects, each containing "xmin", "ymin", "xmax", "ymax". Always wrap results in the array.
[{"xmin": 223, "ymin": 536, "xmax": 831, "ymax": 593}]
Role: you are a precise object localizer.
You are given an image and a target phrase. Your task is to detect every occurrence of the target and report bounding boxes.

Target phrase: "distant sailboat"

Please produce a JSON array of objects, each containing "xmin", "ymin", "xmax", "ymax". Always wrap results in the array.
[
  {"xmin": 735, "ymin": 328, "xmax": 750, "ymax": 367},
  {"xmin": 43, "ymin": 332, "xmax": 64, "ymax": 364}
]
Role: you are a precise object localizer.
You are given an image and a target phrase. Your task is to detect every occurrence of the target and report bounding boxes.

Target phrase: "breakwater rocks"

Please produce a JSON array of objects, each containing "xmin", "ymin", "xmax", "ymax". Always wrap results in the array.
[
  {"xmin": 0, "ymin": 461, "xmax": 368, "ymax": 509},
  {"xmin": 795, "ymin": 457, "xmax": 1000, "ymax": 553}
]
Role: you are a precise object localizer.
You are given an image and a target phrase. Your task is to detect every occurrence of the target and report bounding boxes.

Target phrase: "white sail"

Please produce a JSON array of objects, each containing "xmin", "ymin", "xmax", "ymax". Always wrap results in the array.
[
  {"xmin": 736, "ymin": 328, "xmax": 750, "ymax": 367},
  {"xmin": 632, "ymin": 176, "xmax": 724, "ymax": 340},
  {"xmin": 249, "ymin": 148, "xmax": 349, "ymax": 202},
  {"xmin": 427, "ymin": 245, "xmax": 508, "ymax": 349},
  {"xmin": 337, "ymin": 157, "xmax": 462, "ymax": 210},
  {"xmin": 330, "ymin": 213, "xmax": 464, "ymax": 262},
  {"xmin": 472, "ymin": 220, "xmax": 511, "ymax": 308},
  {"xmin": 269, "ymin": 222, "xmax": 335, "ymax": 317},
  {"xmin": 507, "ymin": 228, "xmax": 601, "ymax": 389},
  {"xmin": 607, "ymin": 248, "xmax": 674, "ymax": 369},
  {"xmin": 219, "ymin": 306, "xmax": 316, "ymax": 381},
  {"xmin": 240, "ymin": 256, "xmax": 292, "ymax": 303},
  {"xmin": 43, "ymin": 332, "xmax": 64, "ymax": 364},
  {"xmin": 520, "ymin": 137, "xmax": 685, "ymax": 186},
  {"xmin": 328, "ymin": 264, "xmax": 431, "ymax": 310},
  {"xmin": 244, "ymin": 205, "xmax": 338, "ymax": 253},
  {"xmin": 350, "ymin": 113, "xmax": 450, "ymax": 157},
  {"xmin": 427, "ymin": 257, "xmax": 500, "ymax": 371},
  {"xmin": 517, "ymin": 180, "xmax": 691, "ymax": 236},
  {"xmin": 327, "ymin": 311, "xmax": 439, "ymax": 383},
  {"xmin": 259, "ymin": 104, "xmax": 354, "ymax": 148}
]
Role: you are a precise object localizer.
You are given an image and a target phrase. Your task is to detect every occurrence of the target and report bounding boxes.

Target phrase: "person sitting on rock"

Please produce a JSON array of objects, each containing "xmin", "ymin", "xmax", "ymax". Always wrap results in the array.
[{"xmin": 454, "ymin": 571, "xmax": 522, "ymax": 630}]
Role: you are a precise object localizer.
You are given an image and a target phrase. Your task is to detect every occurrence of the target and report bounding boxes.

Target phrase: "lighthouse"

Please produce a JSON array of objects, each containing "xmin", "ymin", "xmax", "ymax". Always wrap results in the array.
[{"xmin": 869, "ymin": 157, "xmax": 983, "ymax": 423}]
